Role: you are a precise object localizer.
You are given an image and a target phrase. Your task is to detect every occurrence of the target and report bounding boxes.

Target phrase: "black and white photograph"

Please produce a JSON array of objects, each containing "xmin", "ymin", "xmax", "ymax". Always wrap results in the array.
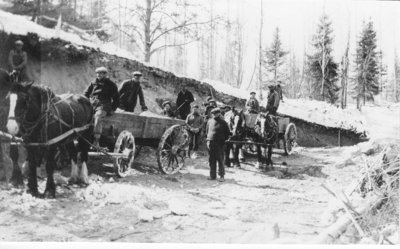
[{"xmin": 0, "ymin": 0, "xmax": 398, "ymax": 246}]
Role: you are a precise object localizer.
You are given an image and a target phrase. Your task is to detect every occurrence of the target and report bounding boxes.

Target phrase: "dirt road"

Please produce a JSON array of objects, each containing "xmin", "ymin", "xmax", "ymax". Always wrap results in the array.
[{"xmin": 0, "ymin": 145, "xmax": 361, "ymax": 243}]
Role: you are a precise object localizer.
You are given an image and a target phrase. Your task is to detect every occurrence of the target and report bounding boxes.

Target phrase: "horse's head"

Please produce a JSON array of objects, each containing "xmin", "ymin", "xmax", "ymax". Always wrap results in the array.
[
  {"xmin": 256, "ymin": 112, "xmax": 278, "ymax": 143},
  {"xmin": 231, "ymin": 108, "xmax": 245, "ymax": 138},
  {"xmin": 7, "ymin": 82, "xmax": 40, "ymax": 136}
]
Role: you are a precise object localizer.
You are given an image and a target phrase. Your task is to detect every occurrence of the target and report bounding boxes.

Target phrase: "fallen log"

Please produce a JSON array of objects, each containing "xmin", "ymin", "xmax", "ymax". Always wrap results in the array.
[{"xmin": 313, "ymin": 193, "xmax": 383, "ymax": 244}]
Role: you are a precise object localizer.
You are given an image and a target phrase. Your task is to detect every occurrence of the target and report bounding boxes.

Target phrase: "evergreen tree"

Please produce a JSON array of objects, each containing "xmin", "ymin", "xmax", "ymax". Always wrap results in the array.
[
  {"xmin": 264, "ymin": 27, "xmax": 287, "ymax": 85},
  {"xmin": 353, "ymin": 21, "xmax": 380, "ymax": 109},
  {"xmin": 307, "ymin": 14, "xmax": 339, "ymax": 104}
]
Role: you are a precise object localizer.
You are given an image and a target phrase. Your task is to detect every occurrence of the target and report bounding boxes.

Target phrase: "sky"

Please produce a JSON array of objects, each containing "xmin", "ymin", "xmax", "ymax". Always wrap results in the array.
[{"xmin": 105, "ymin": 0, "xmax": 400, "ymax": 90}]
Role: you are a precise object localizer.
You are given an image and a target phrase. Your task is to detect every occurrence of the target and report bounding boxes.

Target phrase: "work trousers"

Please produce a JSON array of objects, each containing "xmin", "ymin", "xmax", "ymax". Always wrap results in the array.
[
  {"xmin": 188, "ymin": 131, "xmax": 200, "ymax": 151},
  {"xmin": 207, "ymin": 141, "xmax": 225, "ymax": 178}
]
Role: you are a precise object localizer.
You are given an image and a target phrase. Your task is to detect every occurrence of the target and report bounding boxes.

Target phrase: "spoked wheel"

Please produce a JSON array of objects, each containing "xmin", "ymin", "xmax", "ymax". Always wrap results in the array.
[
  {"xmin": 157, "ymin": 125, "xmax": 189, "ymax": 174},
  {"xmin": 114, "ymin": 130, "xmax": 136, "ymax": 177},
  {"xmin": 284, "ymin": 123, "xmax": 297, "ymax": 156},
  {"xmin": 242, "ymin": 137, "xmax": 258, "ymax": 156}
]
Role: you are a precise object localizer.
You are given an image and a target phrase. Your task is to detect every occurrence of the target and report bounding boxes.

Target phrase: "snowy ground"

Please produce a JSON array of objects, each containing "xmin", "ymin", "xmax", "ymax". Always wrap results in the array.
[{"xmin": 0, "ymin": 145, "xmax": 364, "ymax": 243}]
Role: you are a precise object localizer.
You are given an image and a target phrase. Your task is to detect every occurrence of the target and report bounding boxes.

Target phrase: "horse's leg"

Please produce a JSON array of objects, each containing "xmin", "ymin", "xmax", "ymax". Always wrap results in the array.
[
  {"xmin": 233, "ymin": 143, "xmax": 241, "ymax": 168},
  {"xmin": 266, "ymin": 145, "xmax": 273, "ymax": 169},
  {"xmin": 78, "ymin": 134, "xmax": 90, "ymax": 185},
  {"xmin": 0, "ymin": 141, "xmax": 6, "ymax": 181},
  {"xmin": 224, "ymin": 143, "xmax": 232, "ymax": 167},
  {"xmin": 44, "ymin": 146, "xmax": 56, "ymax": 199},
  {"xmin": 9, "ymin": 143, "xmax": 23, "ymax": 186},
  {"xmin": 26, "ymin": 148, "xmax": 38, "ymax": 197},
  {"xmin": 238, "ymin": 144, "xmax": 245, "ymax": 162},
  {"xmin": 255, "ymin": 145, "xmax": 262, "ymax": 169},
  {"xmin": 66, "ymin": 142, "xmax": 79, "ymax": 184}
]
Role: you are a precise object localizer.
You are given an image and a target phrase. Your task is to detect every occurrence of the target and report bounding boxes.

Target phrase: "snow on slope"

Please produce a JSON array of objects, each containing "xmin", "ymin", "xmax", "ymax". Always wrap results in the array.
[{"xmin": 1, "ymin": 10, "xmax": 396, "ymax": 138}]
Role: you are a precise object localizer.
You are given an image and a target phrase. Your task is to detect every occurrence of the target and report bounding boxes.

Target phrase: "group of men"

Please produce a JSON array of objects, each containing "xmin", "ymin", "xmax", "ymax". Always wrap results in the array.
[{"xmin": 83, "ymin": 65, "xmax": 285, "ymax": 181}]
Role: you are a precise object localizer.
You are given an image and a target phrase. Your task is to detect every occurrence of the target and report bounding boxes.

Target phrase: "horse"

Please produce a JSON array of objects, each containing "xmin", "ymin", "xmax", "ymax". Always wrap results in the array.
[
  {"xmin": 254, "ymin": 112, "xmax": 279, "ymax": 168},
  {"xmin": 0, "ymin": 68, "xmax": 22, "ymax": 185},
  {"xmin": 6, "ymin": 82, "xmax": 93, "ymax": 198},
  {"xmin": 224, "ymin": 108, "xmax": 242, "ymax": 167},
  {"xmin": 230, "ymin": 109, "xmax": 278, "ymax": 170}
]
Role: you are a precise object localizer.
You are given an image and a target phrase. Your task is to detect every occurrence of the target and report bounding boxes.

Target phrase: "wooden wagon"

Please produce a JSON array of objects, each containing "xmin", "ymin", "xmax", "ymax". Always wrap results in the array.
[{"xmin": 96, "ymin": 111, "xmax": 189, "ymax": 177}]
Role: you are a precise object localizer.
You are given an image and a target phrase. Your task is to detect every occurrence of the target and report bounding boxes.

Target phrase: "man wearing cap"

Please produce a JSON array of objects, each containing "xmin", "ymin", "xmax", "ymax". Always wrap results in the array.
[
  {"xmin": 8, "ymin": 40, "xmax": 28, "ymax": 82},
  {"xmin": 205, "ymin": 107, "xmax": 230, "ymax": 182},
  {"xmin": 176, "ymin": 85, "xmax": 194, "ymax": 120},
  {"xmin": 186, "ymin": 104, "xmax": 204, "ymax": 159},
  {"xmin": 118, "ymin": 71, "xmax": 148, "ymax": 113},
  {"xmin": 205, "ymin": 98, "xmax": 217, "ymax": 120},
  {"xmin": 162, "ymin": 100, "xmax": 175, "ymax": 118},
  {"xmin": 84, "ymin": 67, "xmax": 119, "ymax": 148},
  {"xmin": 246, "ymin": 91, "xmax": 260, "ymax": 114},
  {"xmin": 266, "ymin": 85, "xmax": 280, "ymax": 115}
]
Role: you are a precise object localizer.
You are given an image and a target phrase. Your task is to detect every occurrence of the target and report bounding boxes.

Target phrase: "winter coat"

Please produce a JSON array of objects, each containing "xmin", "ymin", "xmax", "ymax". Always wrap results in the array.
[
  {"xmin": 84, "ymin": 77, "xmax": 119, "ymax": 113},
  {"xmin": 206, "ymin": 116, "xmax": 230, "ymax": 144},
  {"xmin": 186, "ymin": 112, "xmax": 204, "ymax": 133},
  {"xmin": 266, "ymin": 90, "xmax": 280, "ymax": 113},
  {"xmin": 176, "ymin": 90, "xmax": 194, "ymax": 118},
  {"xmin": 246, "ymin": 97, "xmax": 260, "ymax": 113},
  {"xmin": 118, "ymin": 79, "xmax": 147, "ymax": 112}
]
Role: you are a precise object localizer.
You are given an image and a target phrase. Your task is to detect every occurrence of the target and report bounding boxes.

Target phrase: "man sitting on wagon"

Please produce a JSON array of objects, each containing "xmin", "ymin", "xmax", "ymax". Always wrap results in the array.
[
  {"xmin": 162, "ymin": 100, "xmax": 175, "ymax": 118},
  {"xmin": 84, "ymin": 66, "xmax": 119, "ymax": 148},
  {"xmin": 118, "ymin": 71, "xmax": 148, "ymax": 113},
  {"xmin": 246, "ymin": 91, "xmax": 260, "ymax": 114}
]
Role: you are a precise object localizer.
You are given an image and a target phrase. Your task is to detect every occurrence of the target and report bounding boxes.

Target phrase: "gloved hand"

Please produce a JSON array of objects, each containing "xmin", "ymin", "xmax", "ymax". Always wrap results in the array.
[{"xmin": 142, "ymin": 106, "xmax": 148, "ymax": 111}]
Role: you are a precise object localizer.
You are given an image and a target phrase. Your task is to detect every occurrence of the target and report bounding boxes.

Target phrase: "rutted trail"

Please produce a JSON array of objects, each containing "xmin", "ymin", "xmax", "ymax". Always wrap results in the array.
[{"xmin": 0, "ymin": 146, "xmax": 362, "ymax": 243}]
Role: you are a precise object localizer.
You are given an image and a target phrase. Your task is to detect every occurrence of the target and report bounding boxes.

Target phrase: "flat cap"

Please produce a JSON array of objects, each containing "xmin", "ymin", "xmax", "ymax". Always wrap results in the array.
[
  {"xmin": 206, "ymin": 96, "xmax": 213, "ymax": 102},
  {"xmin": 208, "ymin": 98, "xmax": 216, "ymax": 103},
  {"xmin": 211, "ymin": 107, "xmax": 221, "ymax": 114},
  {"xmin": 95, "ymin": 67, "xmax": 108, "ymax": 73},
  {"xmin": 15, "ymin": 40, "xmax": 24, "ymax": 45},
  {"xmin": 162, "ymin": 100, "xmax": 171, "ymax": 107},
  {"xmin": 250, "ymin": 91, "xmax": 256, "ymax": 94},
  {"xmin": 132, "ymin": 71, "xmax": 142, "ymax": 76},
  {"xmin": 268, "ymin": 85, "xmax": 275, "ymax": 89}
]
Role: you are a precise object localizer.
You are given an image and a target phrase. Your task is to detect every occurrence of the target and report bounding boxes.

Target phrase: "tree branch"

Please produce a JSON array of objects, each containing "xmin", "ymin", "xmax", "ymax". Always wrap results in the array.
[{"xmin": 149, "ymin": 39, "xmax": 198, "ymax": 56}]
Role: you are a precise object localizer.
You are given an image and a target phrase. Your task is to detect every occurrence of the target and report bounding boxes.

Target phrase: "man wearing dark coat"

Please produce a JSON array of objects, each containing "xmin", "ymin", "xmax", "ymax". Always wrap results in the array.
[
  {"xmin": 118, "ymin": 71, "xmax": 148, "ymax": 112},
  {"xmin": 8, "ymin": 40, "xmax": 28, "ymax": 82},
  {"xmin": 84, "ymin": 66, "xmax": 119, "ymax": 147},
  {"xmin": 206, "ymin": 107, "xmax": 230, "ymax": 182},
  {"xmin": 176, "ymin": 85, "xmax": 194, "ymax": 120},
  {"xmin": 246, "ymin": 91, "xmax": 260, "ymax": 114},
  {"xmin": 266, "ymin": 85, "xmax": 280, "ymax": 115}
]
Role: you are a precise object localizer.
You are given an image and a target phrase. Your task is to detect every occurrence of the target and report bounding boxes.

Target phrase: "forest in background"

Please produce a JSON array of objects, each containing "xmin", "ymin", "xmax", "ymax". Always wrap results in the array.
[{"xmin": 3, "ymin": 0, "xmax": 400, "ymax": 110}]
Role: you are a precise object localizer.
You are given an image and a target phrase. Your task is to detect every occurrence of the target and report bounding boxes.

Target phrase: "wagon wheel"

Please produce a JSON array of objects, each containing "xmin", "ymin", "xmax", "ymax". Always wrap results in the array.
[
  {"xmin": 284, "ymin": 123, "xmax": 297, "ymax": 155},
  {"xmin": 113, "ymin": 130, "xmax": 136, "ymax": 177},
  {"xmin": 157, "ymin": 125, "xmax": 189, "ymax": 174},
  {"xmin": 242, "ymin": 137, "xmax": 258, "ymax": 156}
]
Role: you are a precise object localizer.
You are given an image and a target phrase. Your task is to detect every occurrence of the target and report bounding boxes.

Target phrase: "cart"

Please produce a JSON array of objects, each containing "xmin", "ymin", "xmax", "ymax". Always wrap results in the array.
[{"xmin": 96, "ymin": 111, "xmax": 189, "ymax": 177}]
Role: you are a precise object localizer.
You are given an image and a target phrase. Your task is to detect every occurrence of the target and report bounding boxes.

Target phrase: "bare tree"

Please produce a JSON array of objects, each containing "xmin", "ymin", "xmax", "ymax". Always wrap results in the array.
[
  {"xmin": 110, "ymin": 0, "xmax": 215, "ymax": 62},
  {"xmin": 340, "ymin": 31, "xmax": 350, "ymax": 109}
]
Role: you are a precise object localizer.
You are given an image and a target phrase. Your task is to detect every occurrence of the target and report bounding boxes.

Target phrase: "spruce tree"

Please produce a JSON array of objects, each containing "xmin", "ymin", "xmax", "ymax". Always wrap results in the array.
[
  {"xmin": 264, "ymin": 27, "xmax": 287, "ymax": 86},
  {"xmin": 307, "ymin": 14, "xmax": 339, "ymax": 104},
  {"xmin": 353, "ymin": 21, "xmax": 380, "ymax": 109}
]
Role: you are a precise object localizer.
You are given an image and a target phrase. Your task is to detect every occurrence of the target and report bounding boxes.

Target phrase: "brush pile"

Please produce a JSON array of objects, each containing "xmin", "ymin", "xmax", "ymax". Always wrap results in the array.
[{"xmin": 316, "ymin": 142, "xmax": 399, "ymax": 244}]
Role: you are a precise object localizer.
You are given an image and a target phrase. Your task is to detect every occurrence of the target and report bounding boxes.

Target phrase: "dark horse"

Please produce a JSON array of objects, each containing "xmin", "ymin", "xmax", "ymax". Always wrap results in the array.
[
  {"xmin": 6, "ymin": 82, "xmax": 93, "ymax": 198},
  {"xmin": 0, "ymin": 69, "xmax": 21, "ymax": 185},
  {"xmin": 230, "ymin": 110, "xmax": 278, "ymax": 169}
]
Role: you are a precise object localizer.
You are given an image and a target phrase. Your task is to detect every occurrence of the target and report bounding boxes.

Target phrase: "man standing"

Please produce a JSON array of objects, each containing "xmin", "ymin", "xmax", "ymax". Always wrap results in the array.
[
  {"xmin": 84, "ymin": 67, "xmax": 119, "ymax": 148},
  {"xmin": 266, "ymin": 85, "xmax": 280, "ymax": 115},
  {"xmin": 246, "ymin": 91, "xmax": 260, "ymax": 113},
  {"xmin": 8, "ymin": 40, "xmax": 28, "ymax": 82},
  {"xmin": 118, "ymin": 71, "xmax": 148, "ymax": 112},
  {"xmin": 176, "ymin": 85, "xmax": 194, "ymax": 120},
  {"xmin": 205, "ymin": 98, "xmax": 217, "ymax": 119},
  {"xmin": 206, "ymin": 107, "xmax": 230, "ymax": 182},
  {"xmin": 186, "ymin": 104, "xmax": 203, "ymax": 159},
  {"xmin": 162, "ymin": 100, "xmax": 175, "ymax": 118},
  {"xmin": 276, "ymin": 83, "xmax": 284, "ymax": 103}
]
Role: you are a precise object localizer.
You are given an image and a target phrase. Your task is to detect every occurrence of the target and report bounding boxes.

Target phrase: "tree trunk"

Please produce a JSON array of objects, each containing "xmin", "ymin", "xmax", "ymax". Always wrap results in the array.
[
  {"xmin": 258, "ymin": 0, "xmax": 263, "ymax": 100},
  {"xmin": 144, "ymin": 0, "xmax": 152, "ymax": 62}
]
